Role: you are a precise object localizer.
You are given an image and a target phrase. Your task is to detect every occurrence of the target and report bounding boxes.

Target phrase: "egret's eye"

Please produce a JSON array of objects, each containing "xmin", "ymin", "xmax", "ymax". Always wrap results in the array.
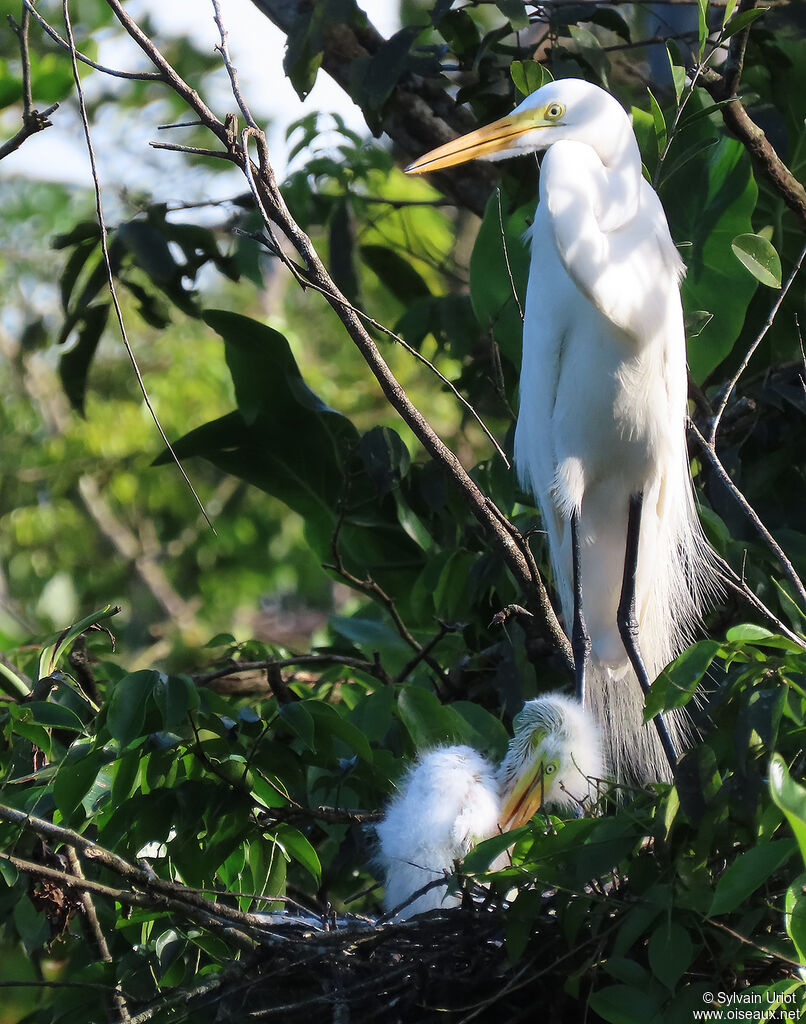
[
  {"xmin": 545, "ymin": 102, "xmax": 565, "ymax": 121},
  {"xmin": 544, "ymin": 762, "xmax": 557, "ymax": 776}
]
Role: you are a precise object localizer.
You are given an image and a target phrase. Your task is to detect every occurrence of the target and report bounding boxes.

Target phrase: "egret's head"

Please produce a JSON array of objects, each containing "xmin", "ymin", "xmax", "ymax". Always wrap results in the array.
[
  {"xmin": 497, "ymin": 693, "xmax": 602, "ymax": 829},
  {"xmin": 406, "ymin": 78, "xmax": 631, "ymax": 175}
]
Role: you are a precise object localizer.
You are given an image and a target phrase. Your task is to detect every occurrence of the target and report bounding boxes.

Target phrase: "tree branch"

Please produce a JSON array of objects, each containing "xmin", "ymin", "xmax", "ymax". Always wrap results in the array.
[
  {"xmin": 248, "ymin": 0, "xmax": 495, "ymax": 217},
  {"xmin": 94, "ymin": 0, "xmax": 571, "ymax": 671},
  {"xmin": 699, "ymin": 0, "xmax": 806, "ymax": 232},
  {"xmin": 0, "ymin": 9, "xmax": 58, "ymax": 161}
]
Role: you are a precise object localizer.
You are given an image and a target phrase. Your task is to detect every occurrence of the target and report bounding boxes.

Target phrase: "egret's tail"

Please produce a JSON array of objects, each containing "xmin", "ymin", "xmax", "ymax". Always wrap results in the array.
[
  {"xmin": 586, "ymin": 661, "xmax": 689, "ymax": 786},
  {"xmin": 585, "ymin": 461, "xmax": 719, "ymax": 786}
]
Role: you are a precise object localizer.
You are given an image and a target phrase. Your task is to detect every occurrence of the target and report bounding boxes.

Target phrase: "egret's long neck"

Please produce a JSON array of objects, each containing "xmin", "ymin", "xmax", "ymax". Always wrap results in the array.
[{"xmin": 593, "ymin": 122, "xmax": 643, "ymax": 231}]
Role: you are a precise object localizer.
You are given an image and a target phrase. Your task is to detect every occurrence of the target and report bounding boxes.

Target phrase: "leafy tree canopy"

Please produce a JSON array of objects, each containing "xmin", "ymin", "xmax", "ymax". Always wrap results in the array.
[{"xmin": 0, "ymin": 0, "xmax": 805, "ymax": 1021}]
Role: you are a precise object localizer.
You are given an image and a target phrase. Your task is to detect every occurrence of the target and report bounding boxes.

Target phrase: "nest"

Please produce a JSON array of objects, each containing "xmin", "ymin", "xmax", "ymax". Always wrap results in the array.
[{"xmin": 146, "ymin": 904, "xmax": 585, "ymax": 1024}]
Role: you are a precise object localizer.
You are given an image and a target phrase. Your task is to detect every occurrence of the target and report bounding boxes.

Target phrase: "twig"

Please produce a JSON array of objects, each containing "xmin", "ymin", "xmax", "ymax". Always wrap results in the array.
[
  {"xmin": 394, "ymin": 621, "xmax": 462, "ymax": 683},
  {"xmin": 2, "ymin": 849, "xmax": 256, "ymax": 951},
  {"xmin": 23, "ymin": 0, "xmax": 162, "ymax": 80},
  {"xmin": 325, "ymin": 502, "xmax": 450, "ymax": 690},
  {"xmin": 66, "ymin": 847, "xmax": 131, "ymax": 1022},
  {"xmin": 16, "ymin": 7, "xmax": 33, "ymax": 114},
  {"xmin": 709, "ymin": 242, "xmax": 806, "ymax": 445},
  {"xmin": 715, "ymin": 559, "xmax": 805, "ymax": 649},
  {"xmin": 689, "ymin": 420, "xmax": 806, "ymax": 614},
  {"xmin": 192, "ymin": 654, "xmax": 390, "ymax": 687},
  {"xmin": 0, "ymin": 802, "xmax": 276, "ymax": 944},
  {"xmin": 496, "ymin": 187, "xmax": 523, "ymax": 323},
  {"xmin": 261, "ymin": 805, "xmax": 383, "ymax": 826},
  {"xmin": 210, "ymin": 0, "xmax": 257, "ymax": 131},
  {"xmin": 61, "ymin": 0, "xmax": 214, "ymax": 533},
  {"xmin": 0, "ymin": 9, "xmax": 58, "ymax": 161}
]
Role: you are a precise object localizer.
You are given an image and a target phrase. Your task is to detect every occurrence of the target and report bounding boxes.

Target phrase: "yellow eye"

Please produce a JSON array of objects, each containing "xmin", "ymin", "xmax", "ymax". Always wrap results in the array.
[
  {"xmin": 545, "ymin": 102, "xmax": 565, "ymax": 121},
  {"xmin": 545, "ymin": 762, "xmax": 557, "ymax": 775}
]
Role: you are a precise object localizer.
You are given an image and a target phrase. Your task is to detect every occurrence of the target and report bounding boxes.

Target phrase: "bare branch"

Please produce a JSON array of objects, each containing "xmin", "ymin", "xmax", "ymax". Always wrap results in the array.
[
  {"xmin": 689, "ymin": 420, "xmax": 806, "ymax": 615},
  {"xmin": 0, "ymin": 9, "xmax": 58, "ymax": 161},
  {"xmin": 699, "ymin": 0, "xmax": 806, "ymax": 232},
  {"xmin": 192, "ymin": 654, "xmax": 390, "ymax": 687},
  {"xmin": 65, "ymin": 847, "xmax": 131, "ymax": 1022},
  {"xmin": 23, "ymin": 0, "xmax": 162, "ymax": 81},
  {"xmin": 211, "ymin": 0, "xmax": 258, "ymax": 130},
  {"xmin": 709, "ymin": 242, "xmax": 806, "ymax": 445}
]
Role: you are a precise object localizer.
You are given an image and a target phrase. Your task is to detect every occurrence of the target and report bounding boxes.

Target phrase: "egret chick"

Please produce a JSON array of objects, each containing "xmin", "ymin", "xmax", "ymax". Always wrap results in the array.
[
  {"xmin": 406, "ymin": 78, "xmax": 717, "ymax": 783},
  {"xmin": 376, "ymin": 694, "xmax": 601, "ymax": 920}
]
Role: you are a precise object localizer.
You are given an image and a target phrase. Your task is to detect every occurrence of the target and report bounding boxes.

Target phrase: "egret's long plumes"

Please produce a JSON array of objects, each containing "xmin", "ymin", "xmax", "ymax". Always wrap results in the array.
[
  {"xmin": 375, "ymin": 695, "xmax": 601, "ymax": 920},
  {"xmin": 409, "ymin": 78, "xmax": 718, "ymax": 784}
]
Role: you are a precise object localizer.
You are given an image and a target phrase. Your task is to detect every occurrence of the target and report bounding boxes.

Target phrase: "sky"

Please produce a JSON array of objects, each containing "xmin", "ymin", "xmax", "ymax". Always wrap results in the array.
[{"xmin": 0, "ymin": 0, "xmax": 401, "ymax": 194}]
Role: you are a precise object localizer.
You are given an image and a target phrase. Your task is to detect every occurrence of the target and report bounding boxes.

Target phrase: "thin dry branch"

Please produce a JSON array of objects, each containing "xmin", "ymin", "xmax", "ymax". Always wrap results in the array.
[
  {"xmin": 709, "ymin": 242, "xmax": 806, "ymax": 444},
  {"xmin": 65, "ymin": 847, "xmax": 131, "ymax": 1022},
  {"xmin": 0, "ymin": 801, "xmax": 276, "ymax": 945},
  {"xmin": 690, "ymin": 419, "xmax": 806, "ymax": 614},
  {"xmin": 23, "ymin": 0, "xmax": 163, "ymax": 81},
  {"xmin": 192, "ymin": 654, "xmax": 390, "ymax": 687},
  {"xmin": 0, "ymin": 8, "xmax": 58, "ymax": 161}
]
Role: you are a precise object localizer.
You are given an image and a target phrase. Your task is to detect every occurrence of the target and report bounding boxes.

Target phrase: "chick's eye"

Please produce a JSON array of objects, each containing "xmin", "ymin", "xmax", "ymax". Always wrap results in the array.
[{"xmin": 546, "ymin": 103, "xmax": 564, "ymax": 120}]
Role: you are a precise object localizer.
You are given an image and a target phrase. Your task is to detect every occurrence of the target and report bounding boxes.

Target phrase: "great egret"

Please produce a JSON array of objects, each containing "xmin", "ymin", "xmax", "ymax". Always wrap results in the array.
[
  {"xmin": 406, "ymin": 78, "xmax": 715, "ymax": 784},
  {"xmin": 376, "ymin": 693, "xmax": 601, "ymax": 920}
]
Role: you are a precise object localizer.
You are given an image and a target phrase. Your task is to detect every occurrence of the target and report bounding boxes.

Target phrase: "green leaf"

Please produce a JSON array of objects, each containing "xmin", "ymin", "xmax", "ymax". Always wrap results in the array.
[
  {"xmin": 153, "ymin": 674, "xmax": 198, "ymax": 731},
  {"xmin": 669, "ymin": 124, "xmax": 758, "ymax": 381},
  {"xmin": 589, "ymin": 984, "xmax": 663, "ymax": 1024},
  {"xmin": 720, "ymin": 7, "xmax": 766, "ymax": 41},
  {"xmin": 510, "ymin": 60, "xmax": 550, "ymax": 98},
  {"xmin": 353, "ymin": 26, "xmax": 420, "ymax": 132},
  {"xmin": 464, "ymin": 828, "xmax": 526, "ymax": 873},
  {"xmin": 785, "ymin": 873, "xmax": 806, "ymax": 964},
  {"xmin": 722, "ymin": 0, "xmax": 738, "ymax": 24},
  {"xmin": 770, "ymin": 755, "xmax": 806, "ymax": 871},
  {"xmin": 666, "ymin": 45, "xmax": 685, "ymax": 103},
  {"xmin": 647, "ymin": 88, "xmax": 667, "ymax": 157},
  {"xmin": 106, "ymin": 670, "xmax": 159, "ymax": 746},
  {"xmin": 279, "ymin": 702, "xmax": 316, "ymax": 752},
  {"xmin": 36, "ymin": 605, "xmax": 119, "ymax": 683},
  {"xmin": 22, "ymin": 702, "xmax": 85, "ymax": 732},
  {"xmin": 397, "ymin": 687, "xmax": 462, "ymax": 750},
  {"xmin": 59, "ymin": 304, "xmax": 110, "ymax": 415},
  {"xmin": 498, "ymin": 0, "xmax": 529, "ymax": 31},
  {"xmin": 648, "ymin": 922, "xmax": 693, "ymax": 990},
  {"xmin": 360, "ymin": 426, "xmax": 410, "ymax": 496},
  {"xmin": 361, "ymin": 244, "xmax": 430, "ymax": 305},
  {"xmin": 697, "ymin": 0, "xmax": 708, "ymax": 54},
  {"xmin": 306, "ymin": 701, "xmax": 373, "ymax": 762},
  {"xmin": 273, "ymin": 824, "xmax": 322, "ymax": 885},
  {"xmin": 644, "ymin": 641, "xmax": 720, "ymax": 720},
  {"xmin": 709, "ymin": 839, "xmax": 796, "ymax": 916},
  {"xmin": 54, "ymin": 750, "xmax": 103, "ymax": 818},
  {"xmin": 731, "ymin": 233, "xmax": 782, "ymax": 288}
]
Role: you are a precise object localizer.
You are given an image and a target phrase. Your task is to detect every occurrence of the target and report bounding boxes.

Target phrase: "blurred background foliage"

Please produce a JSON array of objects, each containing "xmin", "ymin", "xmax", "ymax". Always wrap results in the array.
[{"xmin": 0, "ymin": 0, "xmax": 805, "ymax": 1020}]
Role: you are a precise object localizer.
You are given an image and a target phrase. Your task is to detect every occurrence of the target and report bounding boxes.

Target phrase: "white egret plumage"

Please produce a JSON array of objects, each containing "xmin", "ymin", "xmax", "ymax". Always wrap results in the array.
[
  {"xmin": 406, "ymin": 78, "xmax": 716, "ymax": 784},
  {"xmin": 376, "ymin": 694, "xmax": 601, "ymax": 920}
]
